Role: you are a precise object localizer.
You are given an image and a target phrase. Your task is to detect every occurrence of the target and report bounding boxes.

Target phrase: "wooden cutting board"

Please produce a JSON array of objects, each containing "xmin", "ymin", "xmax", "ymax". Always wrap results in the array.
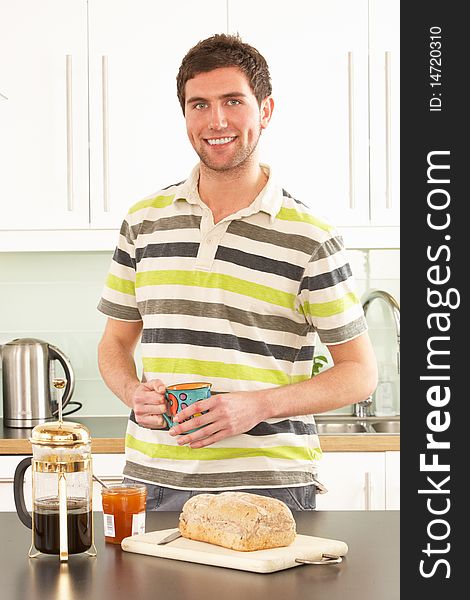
[{"xmin": 121, "ymin": 528, "xmax": 348, "ymax": 573}]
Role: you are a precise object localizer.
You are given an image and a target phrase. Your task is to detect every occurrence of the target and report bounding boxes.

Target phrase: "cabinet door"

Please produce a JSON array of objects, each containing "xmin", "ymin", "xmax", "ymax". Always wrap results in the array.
[
  {"xmin": 315, "ymin": 452, "xmax": 385, "ymax": 510},
  {"xmin": 92, "ymin": 453, "xmax": 126, "ymax": 510},
  {"xmin": 228, "ymin": 0, "xmax": 370, "ymax": 227},
  {"xmin": 369, "ymin": 0, "xmax": 400, "ymax": 225},
  {"xmin": 385, "ymin": 451, "xmax": 400, "ymax": 509},
  {"xmin": 0, "ymin": 456, "xmax": 32, "ymax": 512},
  {"xmin": 0, "ymin": 0, "xmax": 89, "ymax": 229},
  {"xmin": 88, "ymin": 0, "xmax": 227, "ymax": 229}
]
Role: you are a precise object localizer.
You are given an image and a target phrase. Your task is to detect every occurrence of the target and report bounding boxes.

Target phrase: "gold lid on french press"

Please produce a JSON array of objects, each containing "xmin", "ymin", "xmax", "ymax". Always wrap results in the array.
[{"xmin": 30, "ymin": 421, "xmax": 91, "ymax": 447}]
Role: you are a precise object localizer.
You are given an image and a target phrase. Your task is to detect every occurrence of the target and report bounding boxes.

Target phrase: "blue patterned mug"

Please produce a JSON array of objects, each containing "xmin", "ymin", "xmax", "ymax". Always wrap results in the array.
[{"xmin": 163, "ymin": 382, "xmax": 212, "ymax": 432}]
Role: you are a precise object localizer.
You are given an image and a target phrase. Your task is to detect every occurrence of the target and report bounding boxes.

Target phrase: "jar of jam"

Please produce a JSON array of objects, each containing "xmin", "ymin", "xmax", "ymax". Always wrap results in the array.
[{"xmin": 101, "ymin": 483, "xmax": 147, "ymax": 544}]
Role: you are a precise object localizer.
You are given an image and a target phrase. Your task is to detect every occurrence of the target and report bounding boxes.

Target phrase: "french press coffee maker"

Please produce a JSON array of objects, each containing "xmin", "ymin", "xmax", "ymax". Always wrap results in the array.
[{"xmin": 13, "ymin": 381, "xmax": 96, "ymax": 561}]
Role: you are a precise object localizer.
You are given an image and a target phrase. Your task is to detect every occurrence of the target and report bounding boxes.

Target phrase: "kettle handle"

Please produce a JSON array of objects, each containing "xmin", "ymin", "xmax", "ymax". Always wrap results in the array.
[
  {"xmin": 48, "ymin": 344, "xmax": 75, "ymax": 415},
  {"xmin": 13, "ymin": 457, "xmax": 33, "ymax": 529}
]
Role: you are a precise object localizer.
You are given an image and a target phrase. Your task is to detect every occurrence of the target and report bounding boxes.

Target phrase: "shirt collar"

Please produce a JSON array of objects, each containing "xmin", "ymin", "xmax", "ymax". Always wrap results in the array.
[{"xmin": 175, "ymin": 163, "xmax": 283, "ymax": 223}]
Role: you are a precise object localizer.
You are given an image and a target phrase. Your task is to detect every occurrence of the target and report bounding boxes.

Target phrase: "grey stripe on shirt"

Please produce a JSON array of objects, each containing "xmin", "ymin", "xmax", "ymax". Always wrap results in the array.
[
  {"xmin": 98, "ymin": 301, "xmax": 364, "ymax": 347},
  {"xmin": 300, "ymin": 263, "xmax": 353, "ymax": 292},
  {"xmin": 123, "ymin": 460, "xmax": 316, "ymax": 489},
  {"xmin": 128, "ymin": 411, "xmax": 317, "ymax": 436},
  {"xmin": 227, "ymin": 220, "xmax": 320, "ymax": 255},
  {"xmin": 136, "ymin": 298, "xmax": 311, "ymax": 335},
  {"xmin": 135, "ymin": 242, "xmax": 199, "ymax": 263},
  {"xmin": 140, "ymin": 327, "xmax": 304, "ymax": 362},
  {"xmin": 215, "ymin": 246, "xmax": 304, "ymax": 281},
  {"xmin": 98, "ymin": 298, "xmax": 142, "ymax": 321},
  {"xmin": 317, "ymin": 316, "xmax": 368, "ymax": 343}
]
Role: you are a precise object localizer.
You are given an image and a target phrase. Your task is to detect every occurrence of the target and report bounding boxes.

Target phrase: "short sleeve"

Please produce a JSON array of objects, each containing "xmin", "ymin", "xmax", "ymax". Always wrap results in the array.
[
  {"xmin": 297, "ymin": 232, "xmax": 367, "ymax": 345},
  {"xmin": 97, "ymin": 218, "xmax": 142, "ymax": 322}
]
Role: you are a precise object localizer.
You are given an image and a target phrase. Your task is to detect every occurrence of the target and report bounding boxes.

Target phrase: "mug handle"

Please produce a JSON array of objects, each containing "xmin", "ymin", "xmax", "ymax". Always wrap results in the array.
[{"xmin": 13, "ymin": 457, "xmax": 33, "ymax": 529}]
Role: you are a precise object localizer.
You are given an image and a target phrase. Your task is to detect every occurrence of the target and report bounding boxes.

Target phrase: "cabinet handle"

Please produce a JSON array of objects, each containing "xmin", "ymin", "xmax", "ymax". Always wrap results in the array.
[
  {"xmin": 66, "ymin": 55, "xmax": 74, "ymax": 211},
  {"xmin": 385, "ymin": 51, "xmax": 392, "ymax": 209},
  {"xmin": 364, "ymin": 471, "xmax": 371, "ymax": 510},
  {"xmin": 102, "ymin": 55, "xmax": 110, "ymax": 212},
  {"xmin": 347, "ymin": 52, "xmax": 355, "ymax": 210}
]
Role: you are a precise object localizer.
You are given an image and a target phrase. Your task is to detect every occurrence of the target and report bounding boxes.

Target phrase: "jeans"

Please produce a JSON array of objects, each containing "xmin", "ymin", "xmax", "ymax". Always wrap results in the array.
[{"xmin": 123, "ymin": 478, "xmax": 316, "ymax": 511}]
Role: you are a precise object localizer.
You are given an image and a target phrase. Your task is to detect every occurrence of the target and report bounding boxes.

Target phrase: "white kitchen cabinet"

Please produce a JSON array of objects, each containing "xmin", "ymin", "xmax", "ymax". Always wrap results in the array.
[
  {"xmin": 385, "ymin": 451, "xmax": 400, "ymax": 509},
  {"xmin": 0, "ymin": 0, "xmax": 90, "ymax": 229},
  {"xmin": 315, "ymin": 452, "xmax": 386, "ymax": 510},
  {"xmin": 228, "ymin": 0, "xmax": 370, "ymax": 227}
]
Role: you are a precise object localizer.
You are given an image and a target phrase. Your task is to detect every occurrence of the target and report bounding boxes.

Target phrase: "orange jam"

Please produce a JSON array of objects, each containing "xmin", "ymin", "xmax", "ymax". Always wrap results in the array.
[{"xmin": 101, "ymin": 483, "xmax": 147, "ymax": 544}]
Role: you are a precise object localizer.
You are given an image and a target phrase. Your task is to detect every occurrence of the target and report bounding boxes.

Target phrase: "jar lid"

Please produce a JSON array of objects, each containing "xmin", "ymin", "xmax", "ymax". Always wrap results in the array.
[
  {"xmin": 101, "ymin": 483, "xmax": 147, "ymax": 494},
  {"xmin": 30, "ymin": 421, "xmax": 91, "ymax": 446}
]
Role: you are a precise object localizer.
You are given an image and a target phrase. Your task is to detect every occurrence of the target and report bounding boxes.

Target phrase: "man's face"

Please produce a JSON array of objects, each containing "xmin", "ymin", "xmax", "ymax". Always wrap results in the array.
[{"xmin": 184, "ymin": 67, "xmax": 272, "ymax": 173}]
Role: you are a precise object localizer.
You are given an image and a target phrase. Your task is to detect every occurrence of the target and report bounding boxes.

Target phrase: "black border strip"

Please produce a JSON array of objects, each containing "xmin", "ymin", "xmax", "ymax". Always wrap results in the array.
[{"xmin": 402, "ymin": 2, "xmax": 466, "ymax": 595}]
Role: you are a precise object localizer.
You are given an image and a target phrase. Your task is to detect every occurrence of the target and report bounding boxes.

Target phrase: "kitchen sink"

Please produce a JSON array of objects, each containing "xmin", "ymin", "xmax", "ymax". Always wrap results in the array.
[
  {"xmin": 316, "ymin": 422, "xmax": 368, "ymax": 434},
  {"xmin": 369, "ymin": 420, "xmax": 400, "ymax": 433},
  {"xmin": 315, "ymin": 417, "xmax": 400, "ymax": 435}
]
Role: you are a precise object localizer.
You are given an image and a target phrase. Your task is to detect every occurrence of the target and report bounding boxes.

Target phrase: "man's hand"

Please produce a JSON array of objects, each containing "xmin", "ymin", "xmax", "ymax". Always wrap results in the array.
[
  {"xmin": 168, "ymin": 391, "xmax": 267, "ymax": 448},
  {"xmin": 130, "ymin": 379, "xmax": 168, "ymax": 429}
]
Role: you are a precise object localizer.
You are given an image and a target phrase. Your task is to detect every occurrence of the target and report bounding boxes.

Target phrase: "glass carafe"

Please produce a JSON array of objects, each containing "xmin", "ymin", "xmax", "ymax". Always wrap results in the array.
[{"xmin": 14, "ymin": 421, "xmax": 97, "ymax": 561}]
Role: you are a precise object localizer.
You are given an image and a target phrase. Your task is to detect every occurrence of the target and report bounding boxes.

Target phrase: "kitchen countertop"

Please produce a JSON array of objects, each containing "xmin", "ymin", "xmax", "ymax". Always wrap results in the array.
[
  {"xmin": 0, "ymin": 509, "xmax": 399, "ymax": 600},
  {"xmin": 0, "ymin": 416, "xmax": 400, "ymax": 454},
  {"xmin": 0, "ymin": 417, "xmax": 129, "ymax": 454}
]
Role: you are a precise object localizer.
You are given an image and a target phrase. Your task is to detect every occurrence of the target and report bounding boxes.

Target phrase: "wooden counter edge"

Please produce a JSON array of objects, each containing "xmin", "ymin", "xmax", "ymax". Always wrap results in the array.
[
  {"xmin": 320, "ymin": 435, "xmax": 400, "ymax": 451},
  {"xmin": 0, "ymin": 435, "xmax": 398, "ymax": 455},
  {"xmin": 0, "ymin": 438, "xmax": 126, "ymax": 455}
]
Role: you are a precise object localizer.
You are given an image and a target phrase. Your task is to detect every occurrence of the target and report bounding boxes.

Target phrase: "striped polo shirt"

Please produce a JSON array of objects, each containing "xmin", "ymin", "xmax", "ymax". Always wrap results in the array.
[{"xmin": 98, "ymin": 164, "xmax": 367, "ymax": 490}]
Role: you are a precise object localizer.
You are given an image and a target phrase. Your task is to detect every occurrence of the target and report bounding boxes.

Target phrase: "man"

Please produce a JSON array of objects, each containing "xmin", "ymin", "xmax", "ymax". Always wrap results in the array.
[{"xmin": 97, "ymin": 34, "xmax": 377, "ymax": 511}]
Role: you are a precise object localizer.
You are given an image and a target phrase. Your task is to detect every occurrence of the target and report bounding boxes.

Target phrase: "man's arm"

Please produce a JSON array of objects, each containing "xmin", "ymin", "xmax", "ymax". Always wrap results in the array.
[
  {"xmin": 262, "ymin": 332, "xmax": 378, "ymax": 418},
  {"xmin": 169, "ymin": 331, "xmax": 378, "ymax": 447},
  {"xmin": 98, "ymin": 318, "xmax": 167, "ymax": 428}
]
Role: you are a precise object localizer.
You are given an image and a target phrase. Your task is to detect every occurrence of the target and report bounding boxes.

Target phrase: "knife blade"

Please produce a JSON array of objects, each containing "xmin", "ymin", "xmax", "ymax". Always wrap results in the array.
[{"xmin": 157, "ymin": 530, "xmax": 183, "ymax": 545}]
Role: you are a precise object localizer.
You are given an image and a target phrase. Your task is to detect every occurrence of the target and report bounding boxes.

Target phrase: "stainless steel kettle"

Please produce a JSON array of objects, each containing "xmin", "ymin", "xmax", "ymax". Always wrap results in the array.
[{"xmin": 1, "ymin": 338, "xmax": 76, "ymax": 428}]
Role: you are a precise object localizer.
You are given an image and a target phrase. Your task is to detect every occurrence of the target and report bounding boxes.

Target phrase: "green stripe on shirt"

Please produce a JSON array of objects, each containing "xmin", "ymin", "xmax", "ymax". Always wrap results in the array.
[
  {"xmin": 106, "ymin": 273, "xmax": 135, "ymax": 296},
  {"xmin": 303, "ymin": 292, "xmax": 360, "ymax": 317},
  {"xmin": 276, "ymin": 207, "xmax": 333, "ymax": 232},
  {"xmin": 129, "ymin": 194, "xmax": 175, "ymax": 214},
  {"xmin": 126, "ymin": 433, "xmax": 321, "ymax": 461},
  {"xmin": 135, "ymin": 270, "xmax": 296, "ymax": 309},
  {"xmin": 142, "ymin": 357, "xmax": 310, "ymax": 386}
]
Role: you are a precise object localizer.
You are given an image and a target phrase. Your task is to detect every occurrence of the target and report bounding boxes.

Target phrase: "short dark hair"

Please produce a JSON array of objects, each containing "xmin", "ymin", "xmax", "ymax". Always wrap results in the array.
[{"xmin": 176, "ymin": 33, "xmax": 272, "ymax": 114}]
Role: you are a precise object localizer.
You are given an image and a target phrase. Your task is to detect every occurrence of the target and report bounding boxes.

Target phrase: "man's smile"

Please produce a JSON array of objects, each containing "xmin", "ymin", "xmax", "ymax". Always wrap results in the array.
[{"xmin": 205, "ymin": 136, "xmax": 237, "ymax": 146}]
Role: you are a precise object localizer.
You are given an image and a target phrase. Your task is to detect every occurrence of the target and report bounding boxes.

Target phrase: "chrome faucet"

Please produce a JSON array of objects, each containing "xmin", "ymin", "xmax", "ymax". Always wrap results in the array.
[
  {"xmin": 354, "ymin": 395, "xmax": 373, "ymax": 418},
  {"xmin": 355, "ymin": 289, "xmax": 401, "ymax": 417},
  {"xmin": 362, "ymin": 289, "xmax": 400, "ymax": 373}
]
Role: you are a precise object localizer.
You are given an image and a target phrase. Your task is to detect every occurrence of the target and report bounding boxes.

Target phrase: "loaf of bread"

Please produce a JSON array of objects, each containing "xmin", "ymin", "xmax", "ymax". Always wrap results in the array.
[{"xmin": 178, "ymin": 491, "xmax": 296, "ymax": 551}]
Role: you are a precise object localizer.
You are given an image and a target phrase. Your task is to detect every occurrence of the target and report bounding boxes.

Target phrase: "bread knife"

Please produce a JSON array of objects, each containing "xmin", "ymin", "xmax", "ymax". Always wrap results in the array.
[{"xmin": 157, "ymin": 530, "xmax": 183, "ymax": 545}]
